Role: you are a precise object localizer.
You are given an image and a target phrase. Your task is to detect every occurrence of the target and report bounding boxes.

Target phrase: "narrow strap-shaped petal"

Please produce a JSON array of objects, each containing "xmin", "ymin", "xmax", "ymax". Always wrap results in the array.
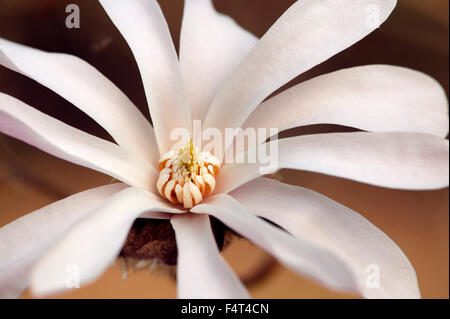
[
  {"xmin": 191, "ymin": 195, "xmax": 358, "ymax": 294},
  {"xmin": 217, "ymin": 132, "xmax": 449, "ymax": 194},
  {"xmin": 171, "ymin": 213, "xmax": 250, "ymax": 299},
  {"xmin": 0, "ymin": 37, "xmax": 158, "ymax": 164},
  {"xmin": 30, "ymin": 187, "xmax": 184, "ymax": 296},
  {"xmin": 0, "ymin": 183, "xmax": 127, "ymax": 298},
  {"xmin": 99, "ymin": 0, "xmax": 191, "ymax": 154},
  {"xmin": 180, "ymin": 0, "xmax": 257, "ymax": 121},
  {"xmin": 0, "ymin": 93, "xmax": 157, "ymax": 190},
  {"xmin": 231, "ymin": 178, "xmax": 420, "ymax": 298},
  {"xmin": 203, "ymin": 0, "xmax": 397, "ymax": 153},
  {"xmin": 244, "ymin": 65, "xmax": 449, "ymax": 138}
]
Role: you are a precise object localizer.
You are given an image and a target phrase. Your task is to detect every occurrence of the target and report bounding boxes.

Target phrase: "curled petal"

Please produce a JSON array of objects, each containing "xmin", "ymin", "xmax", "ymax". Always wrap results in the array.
[{"xmin": 243, "ymin": 65, "xmax": 449, "ymax": 139}]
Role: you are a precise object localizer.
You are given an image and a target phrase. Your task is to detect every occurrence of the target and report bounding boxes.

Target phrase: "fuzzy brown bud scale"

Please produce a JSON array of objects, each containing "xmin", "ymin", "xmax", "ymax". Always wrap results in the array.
[{"xmin": 120, "ymin": 218, "xmax": 228, "ymax": 265}]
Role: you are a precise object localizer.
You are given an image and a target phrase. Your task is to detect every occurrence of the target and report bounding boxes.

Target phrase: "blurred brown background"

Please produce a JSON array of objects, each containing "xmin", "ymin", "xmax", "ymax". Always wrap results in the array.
[{"xmin": 0, "ymin": 0, "xmax": 448, "ymax": 298}]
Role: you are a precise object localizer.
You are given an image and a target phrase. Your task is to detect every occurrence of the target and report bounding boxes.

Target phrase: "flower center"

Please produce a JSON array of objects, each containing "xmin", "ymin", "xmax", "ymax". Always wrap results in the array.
[{"xmin": 156, "ymin": 140, "xmax": 220, "ymax": 209}]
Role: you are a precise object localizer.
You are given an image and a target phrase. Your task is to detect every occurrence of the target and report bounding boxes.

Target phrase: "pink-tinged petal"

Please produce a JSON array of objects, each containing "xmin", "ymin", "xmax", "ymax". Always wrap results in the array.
[
  {"xmin": 0, "ymin": 38, "xmax": 158, "ymax": 164},
  {"xmin": 171, "ymin": 214, "xmax": 249, "ymax": 299},
  {"xmin": 244, "ymin": 65, "xmax": 449, "ymax": 139},
  {"xmin": 180, "ymin": 0, "xmax": 257, "ymax": 121},
  {"xmin": 30, "ymin": 187, "xmax": 184, "ymax": 297},
  {"xmin": 203, "ymin": 0, "xmax": 397, "ymax": 152},
  {"xmin": 0, "ymin": 183, "xmax": 127, "ymax": 298},
  {"xmin": 191, "ymin": 195, "xmax": 358, "ymax": 294},
  {"xmin": 231, "ymin": 178, "xmax": 420, "ymax": 298},
  {"xmin": 217, "ymin": 132, "xmax": 449, "ymax": 194},
  {"xmin": 99, "ymin": 0, "xmax": 191, "ymax": 154},
  {"xmin": 0, "ymin": 93, "xmax": 157, "ymax": 190}
]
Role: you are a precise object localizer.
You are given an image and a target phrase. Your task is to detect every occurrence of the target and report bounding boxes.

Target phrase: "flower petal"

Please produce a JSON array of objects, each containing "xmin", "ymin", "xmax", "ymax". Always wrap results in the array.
[
  {"xmin": 180, "ymin": 0, "xmax": 257, "ymax": 121},
  {"xmin": 0, "ymin": 183, "xmax": 127, "ymax": 298},
  {"xmin": 218, "ymin": 132, "xmax": 449, "ymax": 193},
  {"xmin": 99, "ymin": 0, "xmax": 191, "ymax": 154},
  {"xmin": 0, "ymin": 255, "xmax": 36, "ymax": 299},
  {"xmin": 191, "ymin": 195, "xmax": 358, "ymax": 294},
  {"xmin": 244, "ymin": 65, "xmax": 449, "ymax": 138},
  {"xmin": 231, "ymin": 178, "xmax": 420, "ymax": 298},
  {"xmin": 171, "ymin": 213, "xmax": 249, "ymax": 299},
  {"xmin": 203, "ymin": 0, "xmax": 397, "ymax": 151},
  {"xmin": 0, "ymin": 37, "xmax": 158, "ymax": 164},
  {"xmin": 30, "ymin": 187, "xmax": 184, "ymax": 296},
  {"xmin": 0, "ymin": 93, "xmax": 157, "ymax": 190}
]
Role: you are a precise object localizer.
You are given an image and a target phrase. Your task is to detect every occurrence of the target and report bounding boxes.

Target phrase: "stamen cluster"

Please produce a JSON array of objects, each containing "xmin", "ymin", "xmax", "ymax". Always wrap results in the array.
[{"xmin": 157, "ymin": 141, "xmax": 220, "ymax": 208}]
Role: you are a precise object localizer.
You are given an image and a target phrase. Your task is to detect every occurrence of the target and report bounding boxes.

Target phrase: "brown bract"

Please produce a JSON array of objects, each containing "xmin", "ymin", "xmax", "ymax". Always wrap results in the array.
[{"xmin": 120, "ymin": 217, "xmax": 228, "ymax": 265}]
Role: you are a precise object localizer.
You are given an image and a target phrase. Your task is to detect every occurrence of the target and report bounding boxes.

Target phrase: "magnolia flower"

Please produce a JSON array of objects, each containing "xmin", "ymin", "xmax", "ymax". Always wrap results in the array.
[{"xmin": 0, "ymin": 0, "xmax": 448, "ymax": 299}]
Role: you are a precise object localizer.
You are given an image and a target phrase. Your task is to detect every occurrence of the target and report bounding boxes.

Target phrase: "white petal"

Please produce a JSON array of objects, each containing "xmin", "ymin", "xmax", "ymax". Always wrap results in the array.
[
  {"xmin": 218, "ymin": 132, "xmax": 449, "ymax": 194},
  {"xmin": 99, "ymin": 0, "xmax": 191, "ymax": 154},
  {"xmin": 180, "ymin": 0, "xmax": 257, "ymax": 121},
  {"xmin": 171, "ymin": 214, "xmax": 249, "ymax": 299},
  {"xmin": 191, "ymin": 195, "xmax": 358, "ymax": 294},
  {"xmin": 0, "ymin": 256, "xmax": 36, "ymax": 299},
  {"xmin": 0, "ymin": 183, "xmax": 127, "ymax": 298},
  {"xmin": 203, "ymin": 0, "xmax": 396, "ymax": 151},
  {"xmin": 0, "ymin": 93, "xmax": 157, "ymax": 190},
  {"xmin": 30, "ymin": 187, "xmax": 184, "ymax": 296},
  {"xmin": 244, "ymin": 65, "xmax": 449, "ymax": 138},
  {"xmin": 231, "ymin": 178, "xmax": 420, "ymax": 298},
  {"xmin": 0, "ymin": 37, "xmax": 158, "ymax": 164}
]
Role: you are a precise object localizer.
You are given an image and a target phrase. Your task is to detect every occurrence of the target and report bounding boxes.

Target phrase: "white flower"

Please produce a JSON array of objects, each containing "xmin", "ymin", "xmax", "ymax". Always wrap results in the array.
[{"xmin": 0, "ymin": 0, "xmax": 448, "ymax": 299}]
